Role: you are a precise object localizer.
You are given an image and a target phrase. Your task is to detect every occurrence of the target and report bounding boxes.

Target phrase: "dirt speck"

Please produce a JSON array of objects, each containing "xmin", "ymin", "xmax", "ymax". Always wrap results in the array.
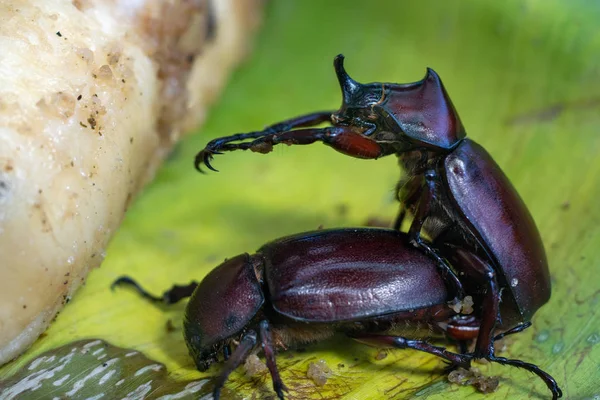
[
  {"xmin": 75, "ymin": 47, "xmax": 94, "ymax": 64},
  {"xmin": 250, "ymin": 142, "xmax": 274, "ymax": 154},
  {"xmin": 335, "ymin": 203, "xmax": 348, "ymax": 217},
  {"xmin": 95, "ymin": 65, "xmax": 114, "ymax": 81},
  {"xmin": 307, "ymin": 359, "xmax": 333, "ymax": 387},
  {"xmin": 165, "ymin": 319, "xmax": 176, "ymax": 333},
  {"xmin": 107, "ymin": 46, "xmax": 122, "ymax": 65},
  {"xmin": 37, "ymin": 92, "xmax": 76, "ymax": 119},
  {"xmin": 244, "ymin": 354, "xmax": 267, "ymax": 376},
  {"xmin": 448, "ymin": 367, "xmax": 499, "ymax": 394},
  {"xmin": 448, "ymin": 296, "xmax": 474, "ymax": 314}
]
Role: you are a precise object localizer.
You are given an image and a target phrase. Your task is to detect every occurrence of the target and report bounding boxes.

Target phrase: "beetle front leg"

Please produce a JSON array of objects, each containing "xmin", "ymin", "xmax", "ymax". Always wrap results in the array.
[
  {"xmin": 213, "ymin": 330, "xmax": 258, "ymax": 400},
  {"xmin": 195, "ymin": 111, "xmax": 334, "ymax": 172},
  {"xmin": 111, "ymin": 276, "xmax": 198, "ymax": 305},
  {"xmin": 406, "ymin": 172, "xmax": 465, "ymax": 300},
  {"xmin": 196, "ymin": 126, "xmax": 386, "ymax": 172}
]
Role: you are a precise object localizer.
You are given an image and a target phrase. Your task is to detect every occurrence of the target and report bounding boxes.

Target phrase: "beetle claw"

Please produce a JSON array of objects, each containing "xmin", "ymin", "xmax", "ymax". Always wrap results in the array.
[
  {"xmin": 204, "ymin": 153, "xmax": 219, "ymax": 172},
  {"xmin": 194, "ymin": 151, "xmax": 207, "ymax": 173},
  {"xmin": 442, "ymin": 360, "xmax": 460, "ymax": 374},
  {"xmin": 194, "ymin": 149, "xmax": 221, "ymax": 173},
  {"xmin": 275, "ymin": 388, "xmax": 286, "ymax": 400},
  {"xmin": 276, "ymin": 381, "xmax": 289, "ymax": 398}
]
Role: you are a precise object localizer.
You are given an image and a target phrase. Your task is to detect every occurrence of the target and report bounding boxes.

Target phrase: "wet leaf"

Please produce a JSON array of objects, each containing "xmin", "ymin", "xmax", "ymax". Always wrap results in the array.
[{"xmin": 0, "ymin": 339, "xmax": 216, "ymax": 400}]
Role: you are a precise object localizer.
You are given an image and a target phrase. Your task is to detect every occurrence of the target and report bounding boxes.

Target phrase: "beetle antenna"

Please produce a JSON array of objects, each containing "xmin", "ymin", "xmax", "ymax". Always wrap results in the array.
[{"xmin": 334, "ymin": 54, "xmax": 360, "ymax": 103}]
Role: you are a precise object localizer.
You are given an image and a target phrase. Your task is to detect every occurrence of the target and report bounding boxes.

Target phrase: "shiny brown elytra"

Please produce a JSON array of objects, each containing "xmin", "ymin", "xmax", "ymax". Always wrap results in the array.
[{"xmin": 192, "ymin": 55, "xmax": 560, "ymax": 399}]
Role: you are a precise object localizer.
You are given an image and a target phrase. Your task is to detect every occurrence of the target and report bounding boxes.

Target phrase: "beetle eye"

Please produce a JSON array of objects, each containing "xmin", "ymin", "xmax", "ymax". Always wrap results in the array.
[{"xmin": 374, "ymin": 130, "xmax": 395, "ymax": 141}]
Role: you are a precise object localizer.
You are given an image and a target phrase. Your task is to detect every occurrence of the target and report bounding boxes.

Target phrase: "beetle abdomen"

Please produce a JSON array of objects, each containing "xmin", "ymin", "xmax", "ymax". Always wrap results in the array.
[{"xmin": 259, "ymin": 229, "xmax": 449, "ymax": 323}]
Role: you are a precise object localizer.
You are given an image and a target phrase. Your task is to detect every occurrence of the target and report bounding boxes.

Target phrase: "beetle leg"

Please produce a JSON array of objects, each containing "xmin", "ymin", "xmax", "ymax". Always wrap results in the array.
[
  {"xmin": 439, "ymin": 340, "xmax": 471, "ymax": 374},
  {"xmin": 352, "ymin": 334, "xmax": 471, "ymax": 368},
  {"xmin": 213, "ymin": 330, "xmax": 258, "ymax": 400},
  {"xmin": 470, "ymin": 265, "xmax": 499, "ymax": 359},
  {"xmin": 458, "ymin": 340, "xmax": 469, "ymax": 354},
  {"xmin": 438, "ymin": 246, "xmax": 500, "ymax": 359},
  {"xmin": 111, "ymin": 276, "xmax": 198, "ymax": 305},
  {"xmin": 393, "ymin": 175, "xmax": 422, "ymax": 230},
  {"xmin": 195, "ymin": 125, "xmax": 389, "ymax": 172},
  {"xmin": 392, "ymin": 208, "xmax": 407, "ymax": 231},
  {"xmin": 259, "ymin": 320, "xmax": 288, "ymax": 400},
  {"xmin": 353, "ymin": 334, "xmax": 562, "ymax": 399},
  {"xmin": 493, "ymin": 321, "xmax": 532, "ymax": 342},
  {"xmin": 437, "ymin": 246, "xmax": 562, "ymax": 399},
  {"xmin": 406, "ymin": 172, "xmax": 465, "ymax": 300},
  {"xmin": 195, "ymin": 111, "xmax": 334, "ymax": 172},
  {"xmin": 487, "ymin": 355, "xmax": 562, "ymax": 400},
  {"xmin": 222, "ymin": 345, "xmax": 231, "ymax": 361}
]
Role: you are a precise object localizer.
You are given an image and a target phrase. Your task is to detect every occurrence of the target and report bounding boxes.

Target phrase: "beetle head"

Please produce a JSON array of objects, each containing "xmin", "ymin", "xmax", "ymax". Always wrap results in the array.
[
  {"xmin": 182, "ymin": 254, "xmax": 264, "ymax": 371},
  {"xmin": 332, "ymin": 55, "xmax": 466, "ymax": 151},
  {"xmin": 184, "ymin": 329, "xmax": 221, "ymax": 371},
  {"xmin": 184, "ymin": 323, "xmax": 253, "ymax": 372}
]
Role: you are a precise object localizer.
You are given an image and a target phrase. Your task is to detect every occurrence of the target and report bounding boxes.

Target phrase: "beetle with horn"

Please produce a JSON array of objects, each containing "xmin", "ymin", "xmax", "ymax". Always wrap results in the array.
[{"xmin": 185, "ymin": 55, "xmax": 561, "ymax": 398}]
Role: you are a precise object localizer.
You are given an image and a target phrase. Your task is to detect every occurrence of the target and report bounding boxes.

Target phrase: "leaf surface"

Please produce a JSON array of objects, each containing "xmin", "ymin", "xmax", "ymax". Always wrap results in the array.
[{"xmin": 2, "ymin": 1, "xmax": 600, "ymax": 399}]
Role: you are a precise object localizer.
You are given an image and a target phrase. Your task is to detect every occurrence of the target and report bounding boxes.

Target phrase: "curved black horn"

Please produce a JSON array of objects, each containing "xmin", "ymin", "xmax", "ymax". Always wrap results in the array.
[{"xmin": 334, "ymin": 54, "xmax": 360, "ymax": 102}]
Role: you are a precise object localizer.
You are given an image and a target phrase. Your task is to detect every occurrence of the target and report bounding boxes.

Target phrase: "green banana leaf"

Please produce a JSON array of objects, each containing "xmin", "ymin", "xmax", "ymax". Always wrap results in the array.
[{"xmin": 2, "ymin": 1, "xmax": 600, "ymax": 399}]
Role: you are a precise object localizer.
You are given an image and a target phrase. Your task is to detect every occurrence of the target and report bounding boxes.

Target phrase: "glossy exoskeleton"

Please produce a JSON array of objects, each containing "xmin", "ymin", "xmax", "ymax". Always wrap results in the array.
[
  {"xmin": 193, "ymin": 55, "xmax": 559, "ymax": 398},
  {"xmin": 113, "ymin": 229, "xmax": 560, "ymax": 399}
]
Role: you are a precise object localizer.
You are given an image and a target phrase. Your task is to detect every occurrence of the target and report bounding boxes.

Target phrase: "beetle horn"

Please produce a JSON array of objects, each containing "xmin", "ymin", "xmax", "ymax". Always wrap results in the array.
[{"xmin": 334, "ymin": 54, "xmax": 360, "ymax": 102}]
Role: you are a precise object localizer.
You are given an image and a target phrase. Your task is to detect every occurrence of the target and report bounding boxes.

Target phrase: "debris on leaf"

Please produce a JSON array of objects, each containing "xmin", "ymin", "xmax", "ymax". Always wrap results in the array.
[
  {"xmin": 494, "ymin": 337, "xmax": 509, "ymax": 353},
  {"xmin": 165, "ymin": 318, "xmax": 176, "ymax": 332},
  {"xmin": 448, "ymin": 367, "xmax": 499, "ymax": 394},
  {"xmin": 250, "ymin": 142, "xmax": 274, "ymax": 154},
  {"xmin": 448, "ymin": 295, "xmax": 475, "ymax": 314},
  {"xmin": 244, "ymin": 354, "xmax": 267, "ymax": 376},
  {"xmin": 307, "ymin": 359, "xmax": 333, "ymax": 386}
]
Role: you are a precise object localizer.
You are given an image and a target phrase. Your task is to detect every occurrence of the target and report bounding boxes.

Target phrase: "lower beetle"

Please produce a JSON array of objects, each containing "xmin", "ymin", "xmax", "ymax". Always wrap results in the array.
[
  {"xmin": 113, "ymin": 228, "xmax": 561, "ymax": 399},
  {"xmin": 193, "ymin": 54, "xmax": 556, "ymax": 395}
]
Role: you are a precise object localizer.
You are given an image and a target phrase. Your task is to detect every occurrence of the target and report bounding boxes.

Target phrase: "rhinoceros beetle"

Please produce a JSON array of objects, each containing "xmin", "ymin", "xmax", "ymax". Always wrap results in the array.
[
  {"xmin": 193, "ymin": 55, "xmax": 558, "ymax": 397},
  {"xmin": 113, "ymin": 229, "xmax": 561, "ymax": 399}
]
